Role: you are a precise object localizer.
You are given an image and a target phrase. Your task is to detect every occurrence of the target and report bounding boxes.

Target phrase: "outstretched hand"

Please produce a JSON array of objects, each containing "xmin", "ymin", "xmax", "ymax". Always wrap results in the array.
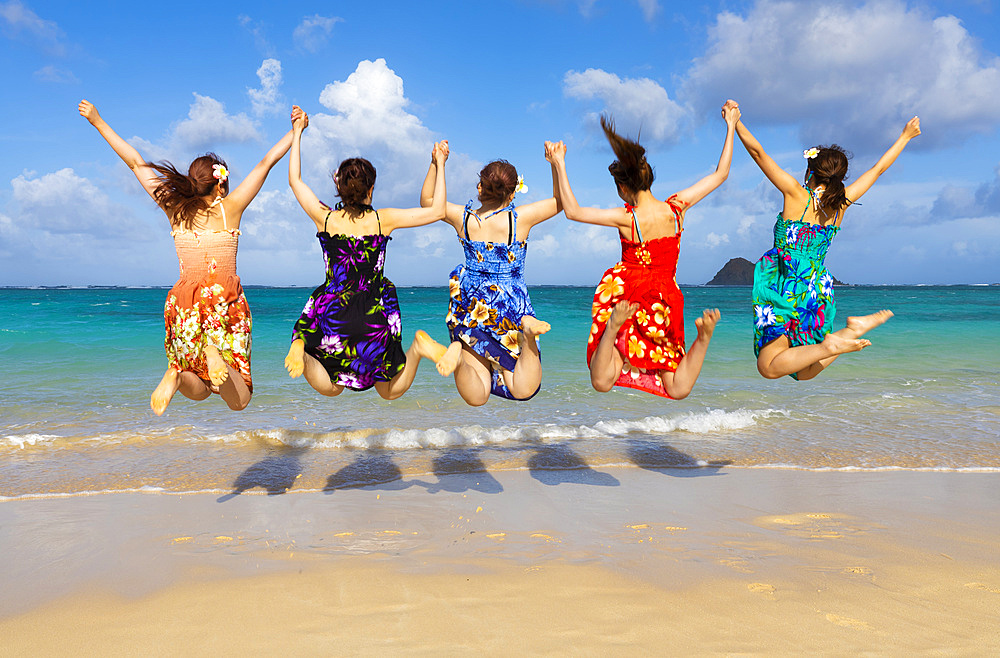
[
  {"xmin": 902, "ymin": 116, "xmax": 920, "ymax": 139},
  {"xmin": 544, "ymin": 140, "xmax": 566, "ymax": 163},
  {"xmin": 722, "ymin": 99, "xmax": 740, "ymax": 126},
  {"xmin": 78, "ymin": 99, "xmax": 99, "ymax": 124},
  {"xmin": 433, "ymin": 139, "xmax": 450, "ymax": 164},
  {"xmin": 291, "ymin": 105, "xmax": 308, "ymax": 131}
]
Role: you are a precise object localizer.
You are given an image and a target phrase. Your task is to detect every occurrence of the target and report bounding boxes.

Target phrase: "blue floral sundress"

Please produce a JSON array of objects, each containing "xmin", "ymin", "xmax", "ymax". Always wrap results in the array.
[
  {"xmin": 446, "ymin": 201, "xmax": 538, "ymax": 400},
  {"xmin": 752, "ymin": 189, "xmax": 839, "ymax": 379},
  {"xmin": 292, "ymin": 208, "xmax": 405, "ymax": 391}
]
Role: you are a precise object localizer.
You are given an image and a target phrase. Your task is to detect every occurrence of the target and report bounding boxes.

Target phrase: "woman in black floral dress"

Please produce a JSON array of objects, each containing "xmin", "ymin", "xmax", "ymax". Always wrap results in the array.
[{"xmin": 284, "ymin": 107, "xmax": 461, "ymax": 399}]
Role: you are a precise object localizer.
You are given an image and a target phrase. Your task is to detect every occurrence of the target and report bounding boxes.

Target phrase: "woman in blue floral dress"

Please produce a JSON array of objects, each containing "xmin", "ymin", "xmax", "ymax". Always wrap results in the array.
[
  {"xmin": 735, "ymin": 107, "xmax": 921, "ymax": 380},
  {"xmin": 284, "ymin": 109, "xmax": 461, "ymax": 399},
  {"xmin": 419, "ymin": 143, "xmax": 561, "ymax": 405}
]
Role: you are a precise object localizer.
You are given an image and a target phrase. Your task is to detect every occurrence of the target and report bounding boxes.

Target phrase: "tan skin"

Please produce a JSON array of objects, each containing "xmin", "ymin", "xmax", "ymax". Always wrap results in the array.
[
  {"xmin": 79, "ymin": 99, "xmax": 294, "ymax": 415},
  {"xmin": 283, "ymin": 107, "xmax": 462, "ymax": 400},
  {"xmin": 418, "ymin": 143, "xmax": 562, "ymax": 406},
  {"xmin": 545, "ymin": 102, "xmax": 739, "ymax": 399},
  {"xmin": 735, "ymin": 106, "xmax": 921, "ymax": 379}
]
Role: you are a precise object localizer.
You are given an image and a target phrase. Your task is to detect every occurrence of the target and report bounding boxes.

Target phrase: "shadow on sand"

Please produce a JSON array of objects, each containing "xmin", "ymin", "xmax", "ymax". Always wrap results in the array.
[
  {"xmin": 625, "ymin": 438, "xmax": 730, "ymax": 477},
  {"xmin": 217, "ymin": 446, "xmax": 308, "ymax": 502},
  {"xmin": 424, "ymin": 448, "xmax": 504, "ymax": 494},
  {"xmin": 323, "ymin": 453, "xmax": 423, "ymax": 494},
  {"xmin": 526, "ymin": 443, "xmax": 620, "ymax": 487}
]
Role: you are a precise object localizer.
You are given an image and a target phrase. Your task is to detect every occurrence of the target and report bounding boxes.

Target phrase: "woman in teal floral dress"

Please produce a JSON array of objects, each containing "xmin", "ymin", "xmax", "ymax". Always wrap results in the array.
[
  {"xmin": 735, "ymin": 107, "xmax": 921, "ymax": 380},
  {"xmin": 284, "ymin": 108, "xmax": 461, "ymax": 399},
  {"xmin": 419, "ymin": 143, "xmax": 561, "ymax": 405}
]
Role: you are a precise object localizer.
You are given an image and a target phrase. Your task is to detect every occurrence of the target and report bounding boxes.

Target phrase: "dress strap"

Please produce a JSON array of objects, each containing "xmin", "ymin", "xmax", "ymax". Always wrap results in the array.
[
  {"xmin": 375, "ymin": 210, "xmax": 382, "ymax": 236},
  {"xmin": 624, "ymin": 203, "xmax": 642, "ymax": 242},
  {"xmin": 323, "ymin": 209, "xmax": 331, "ymax": 234},
  {"xmin": 507, "ymin": 211, "xmax": 514, "ymax": 245},
  {"xmin": 462, "ymin": 200, "xmax": 474, "ymax": 240},
  {"xmin": 799, "ymin": 186, "xmax": 814, "ymax": 222},
  {"xmin": 665, "ymin": 194, "xmax": 687, "ymax": 235}
]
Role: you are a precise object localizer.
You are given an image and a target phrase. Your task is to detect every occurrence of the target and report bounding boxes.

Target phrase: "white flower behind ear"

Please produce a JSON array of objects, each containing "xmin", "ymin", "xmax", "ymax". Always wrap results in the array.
[
  {"xmin": 514, "ymin": 175, "xmax": 528, "ymax": 194},
  {"xmin": 803, "ymin": 148, "xmax": 819, "ymax": 160},
  {"xmin": 212, "ymin": 164, "xmax": 229, "ymax": 180}
]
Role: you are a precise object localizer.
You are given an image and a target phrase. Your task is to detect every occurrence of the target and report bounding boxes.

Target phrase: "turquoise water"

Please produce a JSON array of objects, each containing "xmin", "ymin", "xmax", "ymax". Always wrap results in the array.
[{"xmin": 1, "ymin": 285, "xmax": 998, "ymax": 497}]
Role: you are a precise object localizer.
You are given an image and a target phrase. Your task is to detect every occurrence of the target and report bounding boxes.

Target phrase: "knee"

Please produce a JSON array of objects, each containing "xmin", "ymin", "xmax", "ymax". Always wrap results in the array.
[
  {"xmin": 229, "ymin": 398, "xmax": 251, "ymax": 411},
  {"xmin": 668, "ymin": 388, "xmax": 690, "ymax": 400},
  {"xmin": 756, "ymin": 361, "xmax": 782, "ymax": 379},
  {"xmin": 591, "ymin": 378, "xmax": 614, "ymax": 393}
]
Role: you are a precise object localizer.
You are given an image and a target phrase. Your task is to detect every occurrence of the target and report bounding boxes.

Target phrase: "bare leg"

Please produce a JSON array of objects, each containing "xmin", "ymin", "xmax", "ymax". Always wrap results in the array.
[
  {"xmin": 795, "ymin": 310, "xmax": 894, "ymax": 380},
  {"xmin": 589, "ymin": 302, "xmax": 637, "ymax": 392},
  {"xmin": 215, "ymin": 362, "xmax": 251, "ymax": 410},
  {"xmin": 205, "ymin": 344, "xmax": 229, "ymax": 387},
  {"xmin": 758, "ymin": 333, "xmax": 872, "ymax": 380},
  {"xmin": 453, "ymin": 345, "xmax": 493, "ymax": 407},
  {"xmin": 151, "ymin": 367, "xmax": 211, "ymax": 416},
  {"xmin": 374, "ymin": 330, "xmax": 462, "ymax": 400},
  {"xmin": 660, "ymin": 309, "xmax": 720, "ymax": 400},
  {"xmin": 286, "ymin": 339, "xmax": 344, "ymax": 396},
  {"xmin": 502, "ymin": 315, "xmax": 551, "ymax": 399}
]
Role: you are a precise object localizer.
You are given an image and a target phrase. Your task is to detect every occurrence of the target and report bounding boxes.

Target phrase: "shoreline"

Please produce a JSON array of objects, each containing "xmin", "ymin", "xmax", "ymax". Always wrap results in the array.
[{"xmin": 2, "ymin": 467, "xmax": 998, "ymax": 652}]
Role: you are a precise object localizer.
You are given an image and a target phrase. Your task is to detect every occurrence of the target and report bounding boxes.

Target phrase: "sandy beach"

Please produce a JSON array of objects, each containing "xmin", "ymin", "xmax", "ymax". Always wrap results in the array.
[{"xmin": 2, "ymin": 467, "xmax": 998, "ymax": 654}]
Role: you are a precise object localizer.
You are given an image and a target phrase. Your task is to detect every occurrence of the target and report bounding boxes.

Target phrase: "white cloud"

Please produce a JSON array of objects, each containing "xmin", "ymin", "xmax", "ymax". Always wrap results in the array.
[
  {"xmin": 248, "ymin": 58, "xmax": 284, "ymax": 117},
  {"xmin": 307, "ymin": 59, "xmax": 436, "ymax": 204},
  {"xmin": 33, "ymin": 64, "xmax": 77, "ymax": 83},
  {"xmin": 293, "ymin": 14, "xmax": 341, "ymax": 53},
  {"xmin": 173, "ymin": 94, "xmax": 260, "ymax": 152},
  {"xmin": 684, "ymin": 0, "xmax": 1000, "ymax": 149},
  {"xmin": 563, "ymin": 68, "xmax": 687, "ymax": 143},
  {"xmin": 635, "ymin": 0, "xmax": 659, "ymax": 21},
  {"xmin": 238, "ymin": 14, "xmax": 273, "ymax": 56},
  {"xmin": 530, "ymin": 233, "xmax": 560, "ymax": 256},
  {"xmin": 931, "ymin": 164, "xmax": 1000, "ymax": 218},
  {"xmin": 704, "ymin": 231, "xmax": 730, "ymax": 248},
  {"xmin": 0, "ymin": 0, "xmax": 64, "ymax": 55}
]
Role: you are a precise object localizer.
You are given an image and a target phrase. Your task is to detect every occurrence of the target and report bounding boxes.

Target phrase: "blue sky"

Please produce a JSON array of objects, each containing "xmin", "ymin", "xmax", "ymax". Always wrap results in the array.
[{"xmin": 2, "ymin": 0, "xmax": 999, "ymax": 286}]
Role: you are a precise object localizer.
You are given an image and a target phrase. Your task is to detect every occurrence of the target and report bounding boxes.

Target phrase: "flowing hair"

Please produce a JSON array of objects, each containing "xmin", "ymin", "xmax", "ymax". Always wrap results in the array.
[
  {"xmin": 601, "ymin": 114, "xmax": 654, "ymax": 195},
  {"xmin": 149, "ymin": 153, "xmax": 229, "ymax": 229},
  {"xmin": 804, "ymin": 145, "xmax": 851, "ymax": 215}
]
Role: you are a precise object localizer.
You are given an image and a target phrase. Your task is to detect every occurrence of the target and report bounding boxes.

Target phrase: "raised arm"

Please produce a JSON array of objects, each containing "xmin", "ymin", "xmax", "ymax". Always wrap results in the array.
[
  {"xmin": 225, "ymin": 111, "xmax": 295, "ymax": 215},
  {"xmin": 545, "ymin": 140, "xmax": 628, "ymax": 229},
  {"xmin": 286, "ymin": 107, "xmax": 328, "ymax": 231},
  {"xmin": 734, "ymin": 108, "xmax": 801, "ymax": 197},
  {"xmin": 382, "ymin": 142, "xmax": 449, "ymax": 233},
  {"xmin": 845, "ymin": 117, "xmax": 921, "ymax": 204},
  {"xmin": 673, "ymin": 101, "xmax": 740, "ymax": 208},
  {"xmin": 419, "ymin": 141, "xmax": 463, "ymax": 225},
  {"xmin": 79, "ymin": 100, "xmax": 161, "ymax": 202},
  {"xmin": 515, "ymin": 150, "xmax": 564, "ymax": 230}
]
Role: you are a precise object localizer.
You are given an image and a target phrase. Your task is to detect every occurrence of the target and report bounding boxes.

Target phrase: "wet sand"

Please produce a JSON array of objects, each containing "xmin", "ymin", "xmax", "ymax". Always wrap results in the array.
[{"xmin": 2, "ymin": 468, "xmax": 998, "ymax": 654}]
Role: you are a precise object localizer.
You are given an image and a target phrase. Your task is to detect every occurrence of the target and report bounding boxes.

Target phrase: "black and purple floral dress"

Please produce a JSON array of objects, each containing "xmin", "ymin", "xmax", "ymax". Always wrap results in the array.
[{"xmin": 292, "ymin": 210, "xmax": 405, "ymax": 391}]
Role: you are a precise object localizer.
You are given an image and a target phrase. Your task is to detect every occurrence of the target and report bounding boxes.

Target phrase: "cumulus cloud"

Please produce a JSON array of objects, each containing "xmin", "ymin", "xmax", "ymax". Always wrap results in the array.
[
  {"xmin": 704, "ymin": 231, "xmax": 730, "ymax": 248},
  {"xmin": 0, "ymin": 0, "xmax": 64, "ymax": 55},
  {"xmin": 248, "ymin": 58, "xmax": 284, "ymax": 116},
  {"xmin": 563, "ymin": 68, "xmax": 687, "ymax": 143},
  {"xmin": 931, "ymin": 164, "xmax": 1000, "ymax": 218},
  {"xmin": 173, "ymin": 94, "xmax": 259, "ymax": 151},
  {"xmin": 293, "ymin": 14, "xmax": 341, "ymax": 52},
  {"xmin": 684, "ymin": 0, "xmax": 1000, "ymax": 149},
  {"xmin": 307, "ymin": 59, "xmax": 437, "ymax": 203}
]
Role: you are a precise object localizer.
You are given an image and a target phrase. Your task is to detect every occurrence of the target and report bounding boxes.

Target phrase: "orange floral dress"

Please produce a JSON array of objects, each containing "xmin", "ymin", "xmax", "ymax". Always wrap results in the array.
[
  {"xmin": 163, "ymin": 199, "xmax": 252, "ymax": 391},
  {"xmin": 586, "ymin": 196, "xmax": 687, "ymax": 398}
]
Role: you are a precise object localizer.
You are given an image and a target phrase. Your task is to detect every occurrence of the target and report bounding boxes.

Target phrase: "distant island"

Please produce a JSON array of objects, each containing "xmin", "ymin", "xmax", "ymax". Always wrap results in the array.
[{"xmin": 707, "ymin": 258, "xmax": 846, "ymax": 286}]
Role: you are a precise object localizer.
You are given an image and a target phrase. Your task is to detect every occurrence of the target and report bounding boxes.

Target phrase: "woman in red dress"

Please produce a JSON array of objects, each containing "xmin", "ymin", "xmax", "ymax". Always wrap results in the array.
[{"xmin": 546, "ymin": 101, "xmax": 739, "ymax": 399}]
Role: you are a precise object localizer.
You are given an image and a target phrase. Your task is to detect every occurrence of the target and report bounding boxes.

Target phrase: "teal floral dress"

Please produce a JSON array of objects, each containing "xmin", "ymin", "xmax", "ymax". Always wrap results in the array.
[{"xmin": 752, "ymin": 192, "xmax": 839, "ymax": 378}]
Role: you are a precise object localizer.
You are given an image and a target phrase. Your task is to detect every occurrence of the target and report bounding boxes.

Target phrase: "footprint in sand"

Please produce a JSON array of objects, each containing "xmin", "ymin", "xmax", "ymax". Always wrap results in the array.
[
  {"xmin": 748, "ymin": 583, "xmax": 776, "ymax": 599},
  {"xmin": 719, "ymin": 558, "xmax": 755, "ymax": 574},
  {"xmin": 824, "ymin": 613, "xmax": 872, "ymax": 631},
  {"xmin": 754, "ymin": 512, "xmax": 867, "ymax": 540},
  {"xmin": 965, "ymin": 582, "xmax": 1000, "ymax": 594}
]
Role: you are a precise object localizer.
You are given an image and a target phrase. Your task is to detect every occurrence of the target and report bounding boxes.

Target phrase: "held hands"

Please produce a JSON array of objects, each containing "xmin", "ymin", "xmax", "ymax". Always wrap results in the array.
[
  {"xmin": 78, "ymin": 99, "xmax": 99, "ymax": 124},
  {"xmin": 902, "ymin": 116, "xmax": 921, "ymax": 139},
  {"xmin": 432, "ymin": 140, "xmax": 449, "ymax": 165},
  {"xmin": 291, "ymin": 105, "xmax": 308, "ymax": 132},
  {"xmin": 722, "ymin": 99, "xmax": 740, "ymax": 126},
  {"xmin": 544, "ymin": 140, "xmax": 566, "ymax": 164}
]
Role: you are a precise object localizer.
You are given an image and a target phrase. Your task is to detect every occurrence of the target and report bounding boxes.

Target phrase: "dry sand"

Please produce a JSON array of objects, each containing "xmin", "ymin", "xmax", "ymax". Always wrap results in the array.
[{"xmin": 1, "ymin": 468, "xmax": 998, "ymax": 654}]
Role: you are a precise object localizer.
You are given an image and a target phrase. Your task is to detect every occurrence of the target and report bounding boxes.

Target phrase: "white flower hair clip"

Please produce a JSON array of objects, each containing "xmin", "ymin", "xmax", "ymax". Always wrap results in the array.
[
  {"xmin": 514, "ymin": 175, "xmax": 528, "ymax": 195},
  {"xmin": 212, "ymin": 164, "xmax": 229, "ymax": 181},
  {"xmin": 803, "ymin": 147, "xmax": 820, "ymax": 160}
]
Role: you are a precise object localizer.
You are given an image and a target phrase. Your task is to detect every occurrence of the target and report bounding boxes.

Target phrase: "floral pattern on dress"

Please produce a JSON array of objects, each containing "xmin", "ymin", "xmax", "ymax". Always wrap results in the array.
[
  {"xmin": 752, "ymin": 214, "xmax": 839, "ymax": 379},
  {"xmin": 292, "ymin": 231, "xmax": 405, "ymax": 391},
  {"xmin": 446, "ymin": 208, "xmax": 538, "ymax": 400},
  {"xmin": 586, "ymin": 235, "xmax": 686, "ymax": 399}
]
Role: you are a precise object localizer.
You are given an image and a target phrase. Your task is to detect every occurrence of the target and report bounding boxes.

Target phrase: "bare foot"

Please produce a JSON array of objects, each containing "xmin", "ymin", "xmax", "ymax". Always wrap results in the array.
[
  {"xmin": 694, "ymin": 308, "xmax": 721, "ymax": 343},
  {"xmin": 413, "ymin": 330, "xmax": 462, "ymax": 376},
  {"xmin": 285, "ymin": 339, "xmax": 305, "ymax": 378},
  {"xmin": 150, "ymin": 367, "xmax": 180, "ymax": 416},
  {"xmin": 822, "ymin": 332, "xmax": 871, "ymax": 355},
  {"xmin": 437, "ymin": 341, "xmax": 463, "ymax": 376},
  {"xmin": 845, "ymin": 310, "xmax": 894, "ymax": 338},
  {"xmin": 607, "ymin": 301, "xmax": 639, "ymax": 333},
  {"xmin": 205, "ymin": 345, "xmax": 229, "ymax": 386},
  {"xmin": 521, "ymin": 315, "xmax": 551, "ymax": 338}
]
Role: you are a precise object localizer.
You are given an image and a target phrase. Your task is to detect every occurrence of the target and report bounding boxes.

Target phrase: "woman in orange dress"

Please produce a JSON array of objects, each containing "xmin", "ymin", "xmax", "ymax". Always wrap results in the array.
[
  {"xmin": 546, "ymin": 102, "xmax": 739, "ymax": 399},
  {"xmin": 80, "ymin": 100, "xmax": 296, "ymax": 415}
]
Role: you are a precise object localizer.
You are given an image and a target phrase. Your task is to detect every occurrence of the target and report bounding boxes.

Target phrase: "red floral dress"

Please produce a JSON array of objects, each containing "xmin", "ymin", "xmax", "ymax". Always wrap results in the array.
[
  {"xmin": 163, "ymin": 200, "xmax": 252, "ymax": 391},
  {"xmin": 586, "ymin": 196, "xmax": 687, "ymax": 398}
]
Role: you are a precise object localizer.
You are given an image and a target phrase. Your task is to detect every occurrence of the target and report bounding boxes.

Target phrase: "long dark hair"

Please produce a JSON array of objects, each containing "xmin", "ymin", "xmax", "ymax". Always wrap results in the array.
[
  {"xmin": 149, "ymin": 153, "xmax": 229, "ymax": 229},
  {"xmin": 334, "ymin": 157, "xmax": 377, "ymax": 218},
  {"xmin": 804, "ymin": 145, "xmax": 851, "ymax": 215},
  {"xmin": 478, "ymin": 160, "xmax": 518, "ymax": 207},
  {"xmin": 601, "ymin": 114, "xmax": 654, "ymax": 196}
]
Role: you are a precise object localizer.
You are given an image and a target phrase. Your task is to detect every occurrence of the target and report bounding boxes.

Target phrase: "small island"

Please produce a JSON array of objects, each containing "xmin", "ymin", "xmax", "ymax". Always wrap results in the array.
[{"xmin": 707, "ymin": 257, "xmax": 846, "ymax": 285}]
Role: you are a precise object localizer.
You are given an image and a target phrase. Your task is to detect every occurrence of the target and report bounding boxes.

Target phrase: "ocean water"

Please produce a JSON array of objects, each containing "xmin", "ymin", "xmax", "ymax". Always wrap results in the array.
[{"xmin": 1, "ymin": 285, "xmax": 998, "ymax": 498}]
